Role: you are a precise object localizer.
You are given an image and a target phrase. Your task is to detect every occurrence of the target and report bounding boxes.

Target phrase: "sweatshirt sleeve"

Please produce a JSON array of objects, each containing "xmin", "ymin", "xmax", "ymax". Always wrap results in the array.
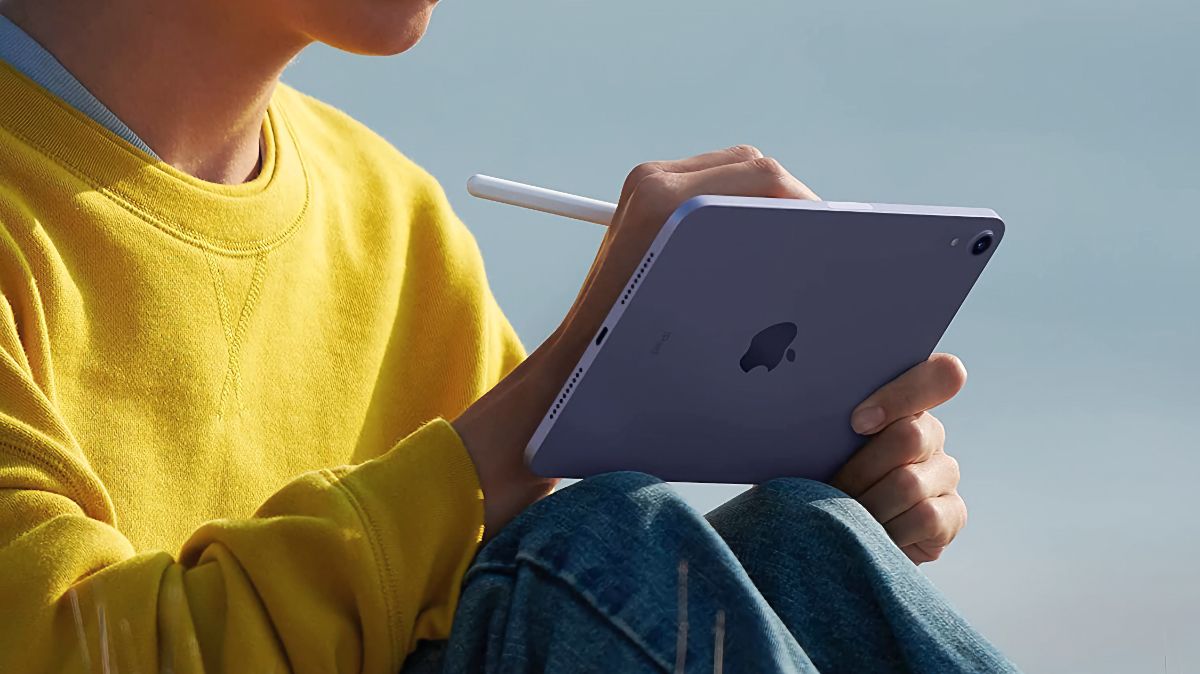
[{"xmin": 0, "ymin": 257, "xmax": 489, "ymax": 673}]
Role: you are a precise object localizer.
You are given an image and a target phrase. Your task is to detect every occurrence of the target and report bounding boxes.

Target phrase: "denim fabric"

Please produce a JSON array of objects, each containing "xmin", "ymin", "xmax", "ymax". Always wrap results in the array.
[{"xmin": 402, "ymin": 473, "xmax": 1020, "ymax": 673}]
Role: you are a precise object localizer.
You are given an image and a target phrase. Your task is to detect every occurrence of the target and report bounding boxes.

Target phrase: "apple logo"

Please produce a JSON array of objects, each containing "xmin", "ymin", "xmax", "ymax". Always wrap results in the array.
[{"xmin": 739, "ymin": 321, "xmax": 798, "ymax": 373}]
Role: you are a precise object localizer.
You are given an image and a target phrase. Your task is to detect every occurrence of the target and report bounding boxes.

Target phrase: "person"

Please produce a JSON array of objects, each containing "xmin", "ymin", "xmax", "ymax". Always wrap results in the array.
[{"xmin": 0, "ymin": 0, "xmax": 1020, "ymax": 672}]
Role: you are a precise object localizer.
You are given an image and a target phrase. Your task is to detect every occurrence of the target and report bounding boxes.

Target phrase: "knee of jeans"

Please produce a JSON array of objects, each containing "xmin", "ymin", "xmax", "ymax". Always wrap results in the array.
[
  {"xmin": 476, "ymin": 471, "xmax": 693, "ymax": 564},
  {"xmin": 703, "ymin": 478, "xmax": 877, "ymax": 548},
  {"xmin": 566, "ymin": 471, "xmax": 683, "ymax": 518},
  {"xmin": 756, "ymin": 477, "xmax": 850, "ymax": 505},
  {"xmin": 752, "ymin": 478, "xmax": 885, "ymax": 540},
  {"xmin": 533, "ymin": 471, "xmax": 689, "ymax": 533},
  {"xmin": 731, "ymin": 478, "xmax": 873, "ymax": 528},
  {"xmin": 575, "ymin": 470, "xmax": 666, "ymax": 495}
]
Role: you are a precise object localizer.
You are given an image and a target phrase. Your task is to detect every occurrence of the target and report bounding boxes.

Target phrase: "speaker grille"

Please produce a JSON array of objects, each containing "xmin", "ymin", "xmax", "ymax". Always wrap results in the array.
[
  {"xmin": 548, "ymin": 367, "xmax": 585, "ymax": 420},
  {"xmin": 620, "ymin": 250, "xmax": 657, "ymax": 306},
  {"xmin": 552, "ymin": 249, "xmax": 656, "ymax": 421}
]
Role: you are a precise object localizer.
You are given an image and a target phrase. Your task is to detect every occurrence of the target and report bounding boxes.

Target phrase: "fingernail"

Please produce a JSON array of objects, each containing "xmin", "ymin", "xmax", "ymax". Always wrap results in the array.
[{"xmin": 851, "ymin": 406, "xmax": 885, "ymax": 434}]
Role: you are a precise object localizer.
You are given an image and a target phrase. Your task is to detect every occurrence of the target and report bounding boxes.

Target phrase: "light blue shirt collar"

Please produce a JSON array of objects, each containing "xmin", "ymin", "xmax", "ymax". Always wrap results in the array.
[{"xmin": 0, "ymin": 15, "xmax": 158, "ymax": 158}]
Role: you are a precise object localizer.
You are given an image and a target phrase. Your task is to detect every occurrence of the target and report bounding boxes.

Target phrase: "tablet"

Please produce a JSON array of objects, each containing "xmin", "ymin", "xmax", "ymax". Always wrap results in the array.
[{"xmin": 526, "ymin": 196, "xmax": 1004, "ymax": 484}]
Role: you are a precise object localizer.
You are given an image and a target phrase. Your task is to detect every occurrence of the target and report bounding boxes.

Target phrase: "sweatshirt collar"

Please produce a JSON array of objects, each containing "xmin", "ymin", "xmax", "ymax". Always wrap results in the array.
[{"xmin": 0, "ymin": 63, "xmax": 310, "ymax": 255}]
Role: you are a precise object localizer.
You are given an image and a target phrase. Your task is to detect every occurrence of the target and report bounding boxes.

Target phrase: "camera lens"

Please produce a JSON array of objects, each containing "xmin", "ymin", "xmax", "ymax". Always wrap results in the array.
[{"xmin": 971, "ymin": 233, "xmax": 994, "ymax": 256}]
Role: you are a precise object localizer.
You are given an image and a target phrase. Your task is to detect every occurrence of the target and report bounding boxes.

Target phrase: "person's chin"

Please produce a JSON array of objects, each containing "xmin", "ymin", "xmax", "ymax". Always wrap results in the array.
[{"xmin": 319, "ymin": 5, "xmax": 436, "ymax": 56}]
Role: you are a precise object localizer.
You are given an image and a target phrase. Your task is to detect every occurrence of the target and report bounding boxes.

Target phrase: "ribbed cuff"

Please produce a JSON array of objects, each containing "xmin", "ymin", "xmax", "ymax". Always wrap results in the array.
[{"xmin": 338, "ymin": 418, "xmax": 485, "ymax": 665}]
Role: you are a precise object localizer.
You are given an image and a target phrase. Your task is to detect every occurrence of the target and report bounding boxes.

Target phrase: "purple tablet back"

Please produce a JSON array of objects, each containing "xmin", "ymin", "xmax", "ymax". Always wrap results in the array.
[{"xmin": 526, "ymin": 196, "xmax": 1004, "ymax": 484}]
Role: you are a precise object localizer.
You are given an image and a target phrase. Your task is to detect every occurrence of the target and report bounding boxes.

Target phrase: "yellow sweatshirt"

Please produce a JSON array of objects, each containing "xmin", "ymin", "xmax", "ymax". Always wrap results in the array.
[{"xmin": 0, "ymin": 62, "xmax": 525, "ymax": 673}]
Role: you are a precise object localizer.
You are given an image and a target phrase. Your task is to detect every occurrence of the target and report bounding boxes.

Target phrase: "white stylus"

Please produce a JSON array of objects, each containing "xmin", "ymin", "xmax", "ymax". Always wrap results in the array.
[{"xmin": 467, "ymin": 174, "xmax": 617, "ymax": 227}]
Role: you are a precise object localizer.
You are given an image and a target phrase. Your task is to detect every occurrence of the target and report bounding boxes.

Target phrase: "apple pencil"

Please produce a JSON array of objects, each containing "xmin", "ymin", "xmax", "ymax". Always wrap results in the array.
[{"xmin": 467, "ymin": 174, "xmax": 617, "ymax": 227}]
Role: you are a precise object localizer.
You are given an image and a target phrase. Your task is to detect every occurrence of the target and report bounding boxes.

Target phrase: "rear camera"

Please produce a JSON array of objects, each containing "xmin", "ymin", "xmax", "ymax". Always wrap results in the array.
[{"xmin": 970, "ymin": 231, "xmax": 994, "ymax": 256}]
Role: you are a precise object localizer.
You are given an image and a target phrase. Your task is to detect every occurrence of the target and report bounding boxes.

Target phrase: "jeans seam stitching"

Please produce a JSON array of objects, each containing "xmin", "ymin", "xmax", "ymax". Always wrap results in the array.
[{"xmin": 477, "ymin": 551, "xmax": 675, "ymax": 673}]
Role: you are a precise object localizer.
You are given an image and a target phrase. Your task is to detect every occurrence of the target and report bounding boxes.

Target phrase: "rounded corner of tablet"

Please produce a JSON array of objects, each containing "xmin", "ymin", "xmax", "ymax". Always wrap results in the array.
[
  {"xmin": 524, "ymin": 433, "xmax": 548, "ymax": 470},
  {"xmin": 989, "ymin": 214, "xmax": 1007, "ymax": 239},
  {"xmin": 670, "ymin": 194, "xmax": 731, "ymax": 224},
  {"xmin": 973, "ymin": 210, "xmax": 1006, "ymax": 249}
]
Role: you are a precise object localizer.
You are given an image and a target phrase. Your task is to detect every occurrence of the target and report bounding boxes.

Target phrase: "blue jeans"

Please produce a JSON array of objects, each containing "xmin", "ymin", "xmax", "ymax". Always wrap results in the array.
[{"xmin": 402, "ymin": 473, "xmax": 1020, "ymax": 673}]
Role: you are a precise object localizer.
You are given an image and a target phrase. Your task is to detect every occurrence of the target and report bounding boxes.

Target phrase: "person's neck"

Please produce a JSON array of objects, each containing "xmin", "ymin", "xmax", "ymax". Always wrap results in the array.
[{"xmin": 0, "ymin": 0, "xmax": 307, "ymax": 185}]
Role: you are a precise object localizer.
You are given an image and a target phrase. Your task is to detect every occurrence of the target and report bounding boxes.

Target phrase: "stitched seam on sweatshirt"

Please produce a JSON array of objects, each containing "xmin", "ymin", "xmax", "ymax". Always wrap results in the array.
[
  {"xmin": 203, "ymin": 252, "xmax": 237, "ymax": 345},
  {"xmin": 218, "ymin": 253, "xmax": 268, "ymax": 411},
  {"xmin": 324, "ymin": 468, "xmax": 402, "ymax": 672},
  {"xmin": 202, "ymin": 253, "xmax": 236, "ymax": 417},
  {"xmin": 203, "ymin": 252, "xmax": 267, "ymax": 414},
  {"xmin": 0, "ymin": 351, "xmax": 97, "ymax": 511},
  {"xmin": 0, "ymin": 435, "xmax": 101, "ymax": 520},
  {"xmin": 0, "ymin": 106, "xmax": 313, "ymax": 257}
]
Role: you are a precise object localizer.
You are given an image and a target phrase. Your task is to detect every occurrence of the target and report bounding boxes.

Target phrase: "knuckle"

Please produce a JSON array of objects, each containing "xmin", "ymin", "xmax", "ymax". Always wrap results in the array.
[
  {"xmin": 948, "ymin": 489, "xmax": 967, "ymax": 515},
  {"xmin": 913, "ymin": 414, "xmax": 945, "ymax": 457},
  {"xmin": 922, "ymin": 495, "xmax": 968, "ymax": 548},
  {"xmin": 751, "ymin": 156, "xmax": 787, "ymax": 177},
  {"xmin": 895, "ymin": 465, "xmax": 927, "ymax": 502},
  {"xmin": 894, "ymin": 418, "xmax": 926, "ymax": 454},
  {"xmin": 623, "ymin": 172, "xmax": 679, "ymax": 223},
  {"xmin": 929, "ymin": 528, "xmax": 955, "ymax": 548},
  {"xmin": 913, "ymin": 498, "xmax": 943, "ymax": 533},
  {"xmin": 636, "ymin": 169, "xmax": 676, "ymax": 198},
  {"xmin": 623, "ymin": 161, "xmax": 664, "ymax": 193},
  {"xmin": 931, "ymin": 515, "xmax": 959, "ymax": 547},
  {"xmin": 629, "ymin": 161, "xmax": 662, "ymax": 181},
  {"xmin": 926, "ymin": 412, "xmax": 946, "ymax": 442},
  {"xmin": 727, "ymin": 144, "xmax": 764, "ymax": 160},
  {"xmin": 943, "ymin": 453, "xmax": 961, "ymax": 484}
]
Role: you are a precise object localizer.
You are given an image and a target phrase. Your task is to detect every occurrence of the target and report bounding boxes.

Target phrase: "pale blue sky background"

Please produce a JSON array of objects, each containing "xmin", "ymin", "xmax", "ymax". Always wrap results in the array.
[{"xmin": 285, "ymin": 1, "xmax": 1198, "ymax": 671}]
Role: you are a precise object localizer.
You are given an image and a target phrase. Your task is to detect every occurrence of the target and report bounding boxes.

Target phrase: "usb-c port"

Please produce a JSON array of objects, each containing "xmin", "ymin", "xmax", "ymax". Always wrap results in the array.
[{"xmin": 595, "ymin": 326, "xmax": 609, "ymax": 346}]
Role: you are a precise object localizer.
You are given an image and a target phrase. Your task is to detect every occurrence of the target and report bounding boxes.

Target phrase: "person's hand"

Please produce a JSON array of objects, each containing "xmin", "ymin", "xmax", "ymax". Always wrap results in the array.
[
  {"xmin": 455, "ymin": 146, "xmax": 820, "ymax": 539},
  {"xmin": 831, "ymin": 354, "xmax": 969, "ymax": 564},
  {"xmin": 559, "ymin": 146, "xmax": 820, "ymax": 342}
]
